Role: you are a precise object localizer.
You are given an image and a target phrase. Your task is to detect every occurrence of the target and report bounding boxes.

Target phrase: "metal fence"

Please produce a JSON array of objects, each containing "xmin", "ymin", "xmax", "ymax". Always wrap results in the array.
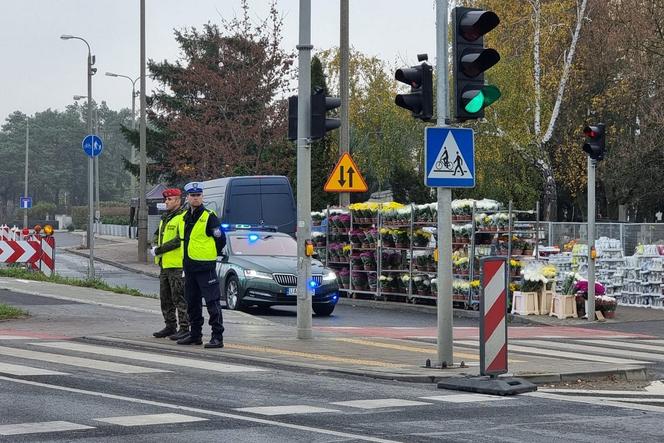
[
  {"xmin": 543, "ymin": 222, "xmax": 664, "ymax": 254},
  {"xmin": 98, "ymin": 223, "xmax": 137, "ymax": 238}
]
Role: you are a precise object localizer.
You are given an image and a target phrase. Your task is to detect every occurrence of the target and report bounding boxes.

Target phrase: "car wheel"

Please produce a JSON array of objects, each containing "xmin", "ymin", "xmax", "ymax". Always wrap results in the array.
[
  {"xmin": 225, "ymin": 275, "xmax": 243, "ymax": 311},
  {"xmin": 313, "ymin": 303, "xmax": 335, "ymax": 316}
]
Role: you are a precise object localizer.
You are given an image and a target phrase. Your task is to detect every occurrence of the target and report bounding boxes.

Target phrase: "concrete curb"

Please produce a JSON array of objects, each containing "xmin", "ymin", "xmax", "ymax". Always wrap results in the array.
[
  {"xmin": 64, "ymin": 247, "xmax": 160, "ymax": 279},
  {"xmin": 82, "ymin": 335, "xmax": 648, "ymax": 386}
]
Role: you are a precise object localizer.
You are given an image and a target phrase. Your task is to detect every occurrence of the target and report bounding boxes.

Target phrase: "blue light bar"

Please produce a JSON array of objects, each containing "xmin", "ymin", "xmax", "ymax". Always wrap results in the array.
[{"xmin": 248, "ymin": 234, "xmax": 259, "ymax": 243}]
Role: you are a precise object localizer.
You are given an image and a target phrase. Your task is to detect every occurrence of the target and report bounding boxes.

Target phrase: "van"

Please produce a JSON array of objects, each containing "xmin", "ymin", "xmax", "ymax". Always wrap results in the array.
[{"xmin": 201, "ymin": 176, "xmax": 296, "ymax": 235}]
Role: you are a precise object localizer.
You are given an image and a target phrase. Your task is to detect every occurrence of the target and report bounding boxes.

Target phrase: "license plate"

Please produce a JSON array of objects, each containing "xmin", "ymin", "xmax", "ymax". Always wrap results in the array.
[{"xmin": 287, "ymin": 287, "xmax": 314, "ymax": 295}]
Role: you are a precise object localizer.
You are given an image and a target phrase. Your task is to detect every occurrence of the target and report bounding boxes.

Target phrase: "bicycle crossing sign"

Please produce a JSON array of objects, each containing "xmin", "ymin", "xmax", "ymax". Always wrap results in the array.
[{"xmin": 424, "ymin": 127, "xmax": 475, "ymax": 188}]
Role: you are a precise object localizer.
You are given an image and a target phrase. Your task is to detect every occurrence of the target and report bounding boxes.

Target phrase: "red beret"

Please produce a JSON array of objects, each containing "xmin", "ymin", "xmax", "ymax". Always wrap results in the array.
[{"xmin": 162, "ymin": 188, "xmax": 182, "ymax": 198}]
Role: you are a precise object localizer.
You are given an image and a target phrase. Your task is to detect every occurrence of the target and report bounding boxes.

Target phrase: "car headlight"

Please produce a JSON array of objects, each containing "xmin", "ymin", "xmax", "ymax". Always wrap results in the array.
[
  {"xmin": 244, "ymin": 269, "xmax": 273, "ymax": 280},
  {"xmin": 323, "ymin": 270, "xmax": 337, "ymax": 282}
]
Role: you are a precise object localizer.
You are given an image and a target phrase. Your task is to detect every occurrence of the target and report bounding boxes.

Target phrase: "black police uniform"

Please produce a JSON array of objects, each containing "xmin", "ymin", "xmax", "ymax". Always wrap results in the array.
[{"xmin": 178, "ymin": 204, "xmax": 226, "ymax": 346}]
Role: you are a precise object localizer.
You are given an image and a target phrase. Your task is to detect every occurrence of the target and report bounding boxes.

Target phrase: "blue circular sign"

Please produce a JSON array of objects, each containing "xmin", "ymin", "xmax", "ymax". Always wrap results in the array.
[{"xmin": 82, "ymin": 134, "xmax": 103, "ymax": 157}]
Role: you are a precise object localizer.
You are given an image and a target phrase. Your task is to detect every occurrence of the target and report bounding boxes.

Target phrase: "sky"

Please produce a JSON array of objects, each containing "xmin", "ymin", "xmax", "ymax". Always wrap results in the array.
[{"xmin": 0, "ymin": 0, "xmax": 440, "ymax": 121}]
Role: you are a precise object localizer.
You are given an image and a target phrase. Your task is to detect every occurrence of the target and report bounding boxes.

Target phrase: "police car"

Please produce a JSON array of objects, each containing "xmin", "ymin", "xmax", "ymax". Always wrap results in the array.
[{"xmin": 216, "ymin": 226, "xmax": 340, "ymax": 316}]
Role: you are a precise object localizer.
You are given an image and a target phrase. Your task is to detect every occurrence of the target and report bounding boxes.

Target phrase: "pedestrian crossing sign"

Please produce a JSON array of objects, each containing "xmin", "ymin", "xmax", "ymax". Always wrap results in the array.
[{"xmin": 424, "ymin": 127, "xmax": 475, "ymax": 188}]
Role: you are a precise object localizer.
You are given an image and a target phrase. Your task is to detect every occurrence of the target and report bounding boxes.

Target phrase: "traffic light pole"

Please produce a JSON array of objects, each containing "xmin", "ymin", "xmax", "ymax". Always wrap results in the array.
[
  {"xmin": 296, "ymin": 0, "xmax": 313, "ymax": 339},
  {"xmin": 587, "ymin": 157, "xmax": 596, "ymax": 320},
  {"xmin": 436, "ymin": 0, "xmax": 454, "ymax": 367}
]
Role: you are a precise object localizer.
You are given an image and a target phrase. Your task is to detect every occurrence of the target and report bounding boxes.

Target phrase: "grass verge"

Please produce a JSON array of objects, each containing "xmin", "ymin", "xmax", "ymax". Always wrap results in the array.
[
  {"xmin": 0, "ymin": 303, "xmax": 28, "ymax": 320},
  {"xmin": 0, "ymin": 267, "xmax": 156, "ymax": 298}
]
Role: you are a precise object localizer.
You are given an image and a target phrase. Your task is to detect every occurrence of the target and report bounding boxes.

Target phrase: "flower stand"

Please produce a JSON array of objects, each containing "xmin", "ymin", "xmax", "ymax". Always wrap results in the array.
[
  {"xmin": 549, "ymin": 294, "xmax": 577, "ymax": 319},
  {"xmin": 538, "ymin": 289, "xmax": 554, "ymax": 315},
  {"xmin": 511, "ymin": 291, "xmax": 539, "ymax": 315}
]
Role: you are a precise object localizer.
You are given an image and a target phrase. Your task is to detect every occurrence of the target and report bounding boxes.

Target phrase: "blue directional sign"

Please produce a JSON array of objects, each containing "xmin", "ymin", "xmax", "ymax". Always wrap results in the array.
[
  {"xmin": 424, "ymin": 127, "xmax": 475, "ymax": 188},
  {"xmin": 19, "ymin": 196, "xmax": 32, "ymax": 209},
  {"xmin": 82, "ymin": 134, "xmax": 103, "ymax": 158}
]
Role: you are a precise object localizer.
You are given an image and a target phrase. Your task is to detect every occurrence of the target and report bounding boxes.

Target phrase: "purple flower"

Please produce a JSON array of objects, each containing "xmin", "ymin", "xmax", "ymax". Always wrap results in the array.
[{"xmin": 574, "ymin": 279, "xmax": 606, "ymax": 295}]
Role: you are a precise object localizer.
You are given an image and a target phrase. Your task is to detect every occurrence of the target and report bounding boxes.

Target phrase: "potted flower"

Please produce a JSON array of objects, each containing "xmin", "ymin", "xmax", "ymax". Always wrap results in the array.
[
  {"xmin": 341, "ymin": 244, "xmax": 351, "ymax": 263},
  {"xmin": 400, "ymin": 273, "xmax": 411, "ymax": 294},
  {"xmin": 392, "ymin": 230, "xmax": 410, "ymax": 248},
  {"xmin": 431, "ymin": 278, "xmax": 438, "ymax": 295},
  {"xmin": 338, "ymin": 268, "xmax": 350, "ymax": 288},
  {"xmin": 350, "ymin": 251, "xmax": 363, "ymax": 269},
  {"xmin": 338, "ymin": 213, "xmax": 351, "ymax": 231},
  {"xmin": 311, "ymin": 211, "xmax": 325, "ymax": 226},
  {"xmin": 349, "ymin": 229, "xmax": 364, "ymax": 248},
  {"xmin": 351, "ymin": 271, "xmax": 368, "ymax": 290},
  {"xmin": 312, "ymin": 231, "xmax": 326, "ymax": 247},
  {"xmin": 597, "ymin": 295, "xmax": 617, "ymax": 318},
  {"xmin": 368, "ymin": 272, "xmax": 378, "ymax": 291},
  {"xmin": 380, "ymin": 274, "xmax": 394, "ymax": 292},
  {"xmin": 360, "ymin": 251, "xmax": 376, "ymax": 271},
  {"xmin": 412, "ymin": 229, "xmax": 432, "ymax": 247},
  {"xmin": 380, "ymin": 228, "xmax": 395, "ymax": 247},
  {"xmin": 509, "ymin": 258, "xmax": 522, "ymax": 277},
  {"xmin": 542, "ymin": 265, "xmax": 557, "ymax": 290},
  {"xmin": 365, "ymin": 229, "xmax": 378, "ymax": 248}
]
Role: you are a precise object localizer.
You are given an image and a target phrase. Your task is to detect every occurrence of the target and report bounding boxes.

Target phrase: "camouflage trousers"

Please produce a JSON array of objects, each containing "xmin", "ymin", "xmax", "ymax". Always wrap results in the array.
[{"xmin": 159, "ymin": 267, "xmax": 189, "ymax": 330}]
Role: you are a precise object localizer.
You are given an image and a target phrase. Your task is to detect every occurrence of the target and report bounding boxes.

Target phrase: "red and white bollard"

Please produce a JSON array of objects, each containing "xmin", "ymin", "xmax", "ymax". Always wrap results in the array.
[{"xmin": 479, "ymin": 257, "xmax": 508, "ymax": 376}]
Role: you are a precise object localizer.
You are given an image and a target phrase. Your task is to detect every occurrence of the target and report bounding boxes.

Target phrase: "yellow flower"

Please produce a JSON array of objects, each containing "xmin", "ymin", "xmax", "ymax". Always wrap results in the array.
[{"xmin": 470, "ymin": 280, "xmax": 480, "ymax": 288}]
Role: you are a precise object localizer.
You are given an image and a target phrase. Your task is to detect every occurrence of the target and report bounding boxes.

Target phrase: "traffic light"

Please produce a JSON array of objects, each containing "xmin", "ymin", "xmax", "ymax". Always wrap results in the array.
[
  {"xmin": 452, "ymin": 7, "xmax": 501, "ymax": 121},
  {"xmin": 394, "ymin": 55, "xmax": 433, "ymax": 121},
  {"xmin": 287, "ymin": 91, "xmax": 341, "ymax": 141},
  {"xmin": 311, "ymin": 89, "xmax": 341, "ymax": 140},
  {"xmin": 583, "ymin": 124, "xmax": 606, "ymax": 161}
]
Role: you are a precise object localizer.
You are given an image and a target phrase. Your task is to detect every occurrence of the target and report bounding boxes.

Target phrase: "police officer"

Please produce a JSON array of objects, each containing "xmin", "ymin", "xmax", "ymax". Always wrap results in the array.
[
  {"xmin": 177, "ymin": 182, "xmax": 226, "ymax": 348},
  {"xmin": 151, "ymin": 188, "xmax": 189, "ymax": 341}
]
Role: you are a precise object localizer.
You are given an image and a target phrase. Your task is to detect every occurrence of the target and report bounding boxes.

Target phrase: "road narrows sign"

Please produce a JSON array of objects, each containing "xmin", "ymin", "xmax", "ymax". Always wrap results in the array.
[{"xmin": 324, "ymin": 153, "xmax": 368, "ymax": 193}]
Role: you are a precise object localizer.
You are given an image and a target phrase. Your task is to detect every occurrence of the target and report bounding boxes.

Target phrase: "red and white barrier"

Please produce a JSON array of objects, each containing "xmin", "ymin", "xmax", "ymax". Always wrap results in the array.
[
  {"xmin": 479, "ymin": 257, "xmax": 508, "ymax": 377},
  {"xmin": 0, "ymin": 225, "xmax": 55, "ymax": 276}
]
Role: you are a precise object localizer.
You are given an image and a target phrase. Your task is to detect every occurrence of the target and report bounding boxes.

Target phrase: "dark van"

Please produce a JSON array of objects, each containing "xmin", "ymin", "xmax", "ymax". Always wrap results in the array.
[{"xmin": 201, "ymin": 176, "xmax": 296, "ymax": 235}]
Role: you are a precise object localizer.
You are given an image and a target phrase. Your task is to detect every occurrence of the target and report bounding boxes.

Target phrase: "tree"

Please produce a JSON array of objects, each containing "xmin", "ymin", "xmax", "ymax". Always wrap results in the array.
[{"xmin": 145, "ymin": 0, "xmax": 295, "ymax": 185}]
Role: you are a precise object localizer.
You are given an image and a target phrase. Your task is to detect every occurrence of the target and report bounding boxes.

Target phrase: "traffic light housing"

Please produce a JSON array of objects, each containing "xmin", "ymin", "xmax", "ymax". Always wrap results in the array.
[
  {"xmin": 394, "ymin": 58, "xmax": 433, "ymax": 121},
  {"xmin": 287, "ymin": 91, "xmax": 341, "ymax": 141},
  {"xmin": 452, "ymin": 7, "xmax": 501, "ymax": 121},
  {"xmin": 583, "ymin": 124, "xmax": 606, "ymax": 161}
]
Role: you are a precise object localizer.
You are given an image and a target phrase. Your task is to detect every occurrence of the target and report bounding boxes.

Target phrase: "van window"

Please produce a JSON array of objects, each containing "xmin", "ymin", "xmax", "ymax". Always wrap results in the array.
[
  {"xmin": 261, "ymin": 193, "xmax": 294, "ymax": 230},
  {"xmin": 226, "ymin": 192, "xmax": 261, "ymax": 223}
]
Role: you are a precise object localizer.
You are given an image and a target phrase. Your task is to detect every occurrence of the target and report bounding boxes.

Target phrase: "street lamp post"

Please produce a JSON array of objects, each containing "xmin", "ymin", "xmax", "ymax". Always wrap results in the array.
[
  {"xmin": 23, "ymin": 119, "xmax": 29, "ymax": 229},
  {"xmin": 61, "ymin": 34, "xmax": 96, "ymax": 279},
  {"xmin": 105, "ymin": 72, "xmax": 139, "ymax": 196}
]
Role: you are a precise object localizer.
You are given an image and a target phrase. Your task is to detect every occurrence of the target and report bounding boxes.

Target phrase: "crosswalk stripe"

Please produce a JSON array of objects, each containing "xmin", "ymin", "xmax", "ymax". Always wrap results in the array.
[
  {"xmin": 95, "ymin": 413, "xmax": 207, "ymax": 426},
  {"xmin": 420, "ymin": 394, "xmax": 512, "ymax": 403},
  {"xmin": 578, "ymin": 339, "xmax": 664, "ymax": 354},
  {"xmin": 455, "ymin": 340, "xmax": 648, "ymax": 365},
  {"xmin": 234, "ymin": 405, "xmax": 340, "ymax": 416},
  {"xmin": 0, "ymin": 346, "xmax": 168, "ymax": 374},
  {"xmin": 0, "ymin": 335, "xmax": 33, "ymax": 340},
  {"xmin": 0, "ymin": 421, "xmax": 94, "ymax": 436},
  {"xmin": 330, "ymin": 399, "xmax": 432, "ymax": 409},
  {"xmin": 0, "ymin": 362, "xmax": 69, "ymax": 376},
  {"xmin": 515, "ymin": 340, "xmax": 664, "ymax": 363},
  {"xmin": 34, "ymin": 341, "xmax": 265, "ymax": 373}
]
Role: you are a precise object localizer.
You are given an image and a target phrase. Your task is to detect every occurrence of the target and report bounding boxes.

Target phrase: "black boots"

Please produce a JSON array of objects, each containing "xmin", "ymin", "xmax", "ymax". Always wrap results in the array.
[
  {"xmin": 169, "ymin": 329, "xmax": 190, "ymax": 341},
  {"xmin": 204, "ymin": 337, "xmax": 224, "ymax": 349},
  {"xmin": 153, "ymin": 326, "xmax": 176, "ymax": 338},
  {"xmin": 177, "ymin": 335, "xmax": 203, "ymax": 345}
]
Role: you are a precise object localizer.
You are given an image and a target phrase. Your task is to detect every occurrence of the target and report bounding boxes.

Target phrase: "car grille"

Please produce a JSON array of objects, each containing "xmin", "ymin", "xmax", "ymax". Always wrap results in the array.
[{"xmin": 273, "ymin": 273, "xmax": 323, "ymax": 287}]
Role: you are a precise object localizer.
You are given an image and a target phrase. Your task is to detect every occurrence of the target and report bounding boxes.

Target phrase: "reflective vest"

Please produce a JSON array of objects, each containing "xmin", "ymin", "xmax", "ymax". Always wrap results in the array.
[
  {"xmin": 182, "ymin": 208, "xmax": 217, "ymax": 262},
  {"xmin": 155, "ymin": 210, "xmax": 185, "ymax": 268}
]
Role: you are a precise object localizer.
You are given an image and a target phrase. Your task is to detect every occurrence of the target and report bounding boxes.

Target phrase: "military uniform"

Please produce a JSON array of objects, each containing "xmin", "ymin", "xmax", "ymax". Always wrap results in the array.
[
  {"xmin": 151, "ymin": 189, "xmax": 189, "ymax": 340},
  {"xmin": 177, "ymin": 182, "xmax": 226, "ymax": 348}
]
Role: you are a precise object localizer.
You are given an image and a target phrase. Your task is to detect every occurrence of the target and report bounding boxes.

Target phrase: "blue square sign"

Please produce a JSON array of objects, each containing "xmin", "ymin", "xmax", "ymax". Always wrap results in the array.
[
  {"xmin": 20, "ymin": 196, "xmax": 32, "ymax": 209},
  {"xmin": 424, "ymin": 127, "xmax": 475, "ymax": 188}
]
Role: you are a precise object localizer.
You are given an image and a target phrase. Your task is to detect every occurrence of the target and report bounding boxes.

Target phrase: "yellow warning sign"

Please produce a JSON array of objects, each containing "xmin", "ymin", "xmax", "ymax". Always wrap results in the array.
[{"xmin": 324, "ymin": 153, "xmax": 368, "ymax": 193}]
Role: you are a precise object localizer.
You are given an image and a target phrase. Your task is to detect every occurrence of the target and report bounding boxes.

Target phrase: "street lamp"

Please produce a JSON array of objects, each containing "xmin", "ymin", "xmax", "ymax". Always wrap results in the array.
[
  {"xmin": 105, "ymin": 71, "xmax": 140, "ymax": 195},
  {"xmin": 61, "ymin": 34, "xmax": 96, "ymax": 279}
]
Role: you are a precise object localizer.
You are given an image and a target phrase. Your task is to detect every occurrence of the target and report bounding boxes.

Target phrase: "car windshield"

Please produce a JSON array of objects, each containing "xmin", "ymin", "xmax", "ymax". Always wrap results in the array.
[{"xmin": 229, "ymin": 234, "xmax": 297, "ymax": 257}]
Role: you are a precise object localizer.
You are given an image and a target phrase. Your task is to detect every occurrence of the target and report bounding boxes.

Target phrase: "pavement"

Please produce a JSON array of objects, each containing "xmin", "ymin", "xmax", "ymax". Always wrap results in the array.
[{"xmin": 2, "ymin": 231, "xmax": 662, "ymax": 386}]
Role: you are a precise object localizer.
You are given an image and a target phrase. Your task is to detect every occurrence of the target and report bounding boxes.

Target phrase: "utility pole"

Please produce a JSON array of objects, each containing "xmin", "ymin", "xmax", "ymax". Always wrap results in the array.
[
  {"xmin": 339, "ymin": 0, "xmax": 350, "ymax": 208},
  {"xmin": 587, "ymin": 157, "xmax": 596, "ymax": 320},
  {"xmin": 436, "ymin": 0, "xmax": 453, "ymax": 367},
  {"xmin": 296, "ymin": 0, "xmax": 313, "ymax": 339},
  {"xmin": 137, "ymin": 0, "xmax": 148, "ymax": 263},
  {"xmin": 23, "ymin": 119, "xmax": 29, "ymax": 229}
]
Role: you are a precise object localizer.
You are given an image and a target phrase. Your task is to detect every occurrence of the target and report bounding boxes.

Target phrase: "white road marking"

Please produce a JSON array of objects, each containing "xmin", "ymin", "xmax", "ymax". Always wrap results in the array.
[
  {"xmin": 515, "ymin": 340, "xmax": 664, "ymax": 362},
  {"xmin": 34, "ymin": 341, "xmax": 265, "ymax": 373},
  {"xmin": 539, "ymin": 388, "xmax": 664, "ymax": 396},
  {"xmin": 0, "ymin": 376, "xmax": 400, "ymax": 443},
  {"xmin": 0, "ymin": 335, "xmax": 34, "ymax": 340},
  {"xmin": 578, "ymin": 339, "xmax": 664, "ymax": 354},
  {"xmin": 234, "ymin": 405, "xmax": 340, "ymax": 416},
  {"xmin": 420, "ymin": 394, "xmax": 512, "ymax": 403},
  {"xmin": 95, "ymin": 413, "xmax": 207, "ymax": 426},
  {"xmin": 331, "ymin": 399, "xmax": 431, "ymax": 409},
  {"xmin": 455, "ymin": 340, "xmax": 648, "ymax": 365},
  {"xmin": 0, "ymin": 362, "xmax": 68, "ymax": 376},
  {"xmin": 0, "ymin": 421, "xmax": 94, "ymax": 436},
  {"xmin": 0, "ymin": 346, "xmax": 167, "ymax": 374},
  {"xmin": 526, "ymin": 391, "xmax": 664, "ymax": 413}
]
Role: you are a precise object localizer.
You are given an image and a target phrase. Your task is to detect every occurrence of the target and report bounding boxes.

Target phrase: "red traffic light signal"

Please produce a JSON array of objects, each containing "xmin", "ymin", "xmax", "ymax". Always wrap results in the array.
[{"xmin": 582, "ymin": 124, "xmax": 606, "ymax": 161}]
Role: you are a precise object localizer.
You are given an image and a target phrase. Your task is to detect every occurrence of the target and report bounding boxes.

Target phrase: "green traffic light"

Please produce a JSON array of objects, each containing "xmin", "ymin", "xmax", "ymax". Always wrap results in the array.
[{"xmin": 463, "ymin": 85, "xmax": 501, "ymax": 114}]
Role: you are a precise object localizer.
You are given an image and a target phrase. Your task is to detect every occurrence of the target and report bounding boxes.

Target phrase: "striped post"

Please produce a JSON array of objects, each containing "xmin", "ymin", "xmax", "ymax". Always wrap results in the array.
[{"xmin": 479, "ymin": 256, "xmax": 508, "ymax": 377}]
